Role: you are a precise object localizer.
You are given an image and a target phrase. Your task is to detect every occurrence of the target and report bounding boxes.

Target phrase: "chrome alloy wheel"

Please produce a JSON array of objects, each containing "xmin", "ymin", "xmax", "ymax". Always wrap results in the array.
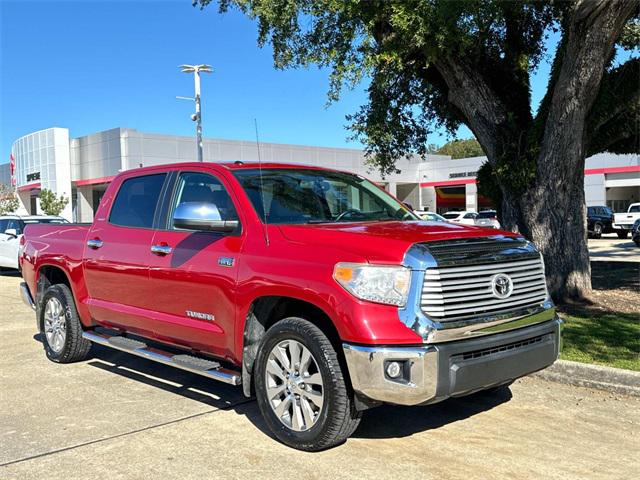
[
  {"xmin": 44, "ymin": 297, "xmax": 66, "ymax": 353},
  {"xmin": 265, "ymin": 339, "xmax": 324, "ymax": 432}
]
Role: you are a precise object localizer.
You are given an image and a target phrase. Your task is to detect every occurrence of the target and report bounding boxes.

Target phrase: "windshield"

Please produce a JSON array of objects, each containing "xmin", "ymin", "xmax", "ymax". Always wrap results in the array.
[
  {"xmin": 424, "ymin": 213, "xmax": 445, "ymax": 221},
  {"xmin": 233, "ymin": 168, "xmax": 417, "ymax": 224},
  {"xmin": 442, "ymin": 213, "xmax": 461, "ymax": 219}
]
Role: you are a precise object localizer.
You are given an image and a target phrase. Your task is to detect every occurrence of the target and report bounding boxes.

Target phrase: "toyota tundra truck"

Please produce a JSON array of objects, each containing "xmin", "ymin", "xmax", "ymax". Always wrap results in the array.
[{"xmin": 19, "ymin": 162, "xmax": 561, "ymax": 451}]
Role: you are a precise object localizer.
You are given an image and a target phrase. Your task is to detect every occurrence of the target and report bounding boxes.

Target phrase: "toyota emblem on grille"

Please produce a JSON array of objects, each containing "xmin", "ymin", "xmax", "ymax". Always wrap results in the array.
[{"xmin": 491, "ymin": 273, "xmax": 513, "ymax": 299}]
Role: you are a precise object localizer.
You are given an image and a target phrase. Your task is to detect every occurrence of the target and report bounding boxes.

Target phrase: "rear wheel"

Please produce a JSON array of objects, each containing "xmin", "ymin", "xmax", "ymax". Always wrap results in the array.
[
  {"xmin": 592, "ymin": 223, "xmax": 602, "ymax": 239},
  {"xmin": 254, "ymin": 317, "xmax": 361, "ymax": 451},
  {"xmin": 40, "ymin": 284, "xmax": 91, "ymax": 363},
  {"xmin": 617, "ymin": 230, "xmax": 628, "ymax": 239}
]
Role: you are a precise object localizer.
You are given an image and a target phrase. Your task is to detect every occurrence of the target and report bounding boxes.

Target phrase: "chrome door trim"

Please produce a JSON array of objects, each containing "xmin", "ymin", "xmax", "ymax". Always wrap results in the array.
[
  {"xmin": 150, "ymin": 244, "xmax": 173, "ymax": 255},
  {"xmin": 86, "ymin": 239, "xmax": 103, "ymax": 249}
]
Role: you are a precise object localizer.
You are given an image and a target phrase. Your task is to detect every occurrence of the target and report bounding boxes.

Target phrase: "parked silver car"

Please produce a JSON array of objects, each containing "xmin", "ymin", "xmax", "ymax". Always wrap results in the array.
[{"xmin": 475, "ymin": 210, "xmax": 501, "ymax": 229}]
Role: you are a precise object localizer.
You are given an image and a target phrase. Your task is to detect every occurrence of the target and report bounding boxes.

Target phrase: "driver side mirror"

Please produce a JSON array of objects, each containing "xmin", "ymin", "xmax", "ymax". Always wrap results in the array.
[
  {"xmin": 173, "ymin": 202, "xmax": 239, "ymax": 233},
  {"xmin": 4, "ymin": 228, "xmax": 18, "ymax": 238}
]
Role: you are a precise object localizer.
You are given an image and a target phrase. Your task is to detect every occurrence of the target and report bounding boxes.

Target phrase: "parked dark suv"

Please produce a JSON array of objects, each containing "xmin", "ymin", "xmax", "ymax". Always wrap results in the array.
[
  {"xmin": 587, "ymin": 206, "xmax": 614, "ymax": 239},
  {"xmin": 632, "ymin": 219, "xmax": 640, "ymax": 247}
]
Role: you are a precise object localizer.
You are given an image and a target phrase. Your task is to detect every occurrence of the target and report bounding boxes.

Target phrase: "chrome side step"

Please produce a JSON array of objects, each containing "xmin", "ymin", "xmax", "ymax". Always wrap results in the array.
[{"xmin": 82, "ymin": 331, "xmax": 241, "ymax": 386}]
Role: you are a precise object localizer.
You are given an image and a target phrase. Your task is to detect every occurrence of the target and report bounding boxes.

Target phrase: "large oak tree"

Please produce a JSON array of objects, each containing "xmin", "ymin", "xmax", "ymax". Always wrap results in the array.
[{"xmin": 196, "ymin": 0, "xmax": 639, "ymax": 303}]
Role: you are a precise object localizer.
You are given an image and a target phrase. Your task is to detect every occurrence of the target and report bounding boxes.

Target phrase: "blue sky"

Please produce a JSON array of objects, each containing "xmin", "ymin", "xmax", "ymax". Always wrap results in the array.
[{"xmin": 0, "ymin": 1, "xmax": 622, "ymax": 162}]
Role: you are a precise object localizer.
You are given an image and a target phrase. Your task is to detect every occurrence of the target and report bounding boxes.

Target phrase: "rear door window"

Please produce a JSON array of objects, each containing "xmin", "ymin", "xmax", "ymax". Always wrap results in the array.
[{"xmin": 109, "ymin": 174, "xmax": 166, "ymax": 228}]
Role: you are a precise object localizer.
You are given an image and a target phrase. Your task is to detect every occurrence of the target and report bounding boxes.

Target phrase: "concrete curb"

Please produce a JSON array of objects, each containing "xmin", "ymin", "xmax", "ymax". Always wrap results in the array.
[{"xmin": 532, "ymin": 359, "xmax": 640, "ymax": 397}]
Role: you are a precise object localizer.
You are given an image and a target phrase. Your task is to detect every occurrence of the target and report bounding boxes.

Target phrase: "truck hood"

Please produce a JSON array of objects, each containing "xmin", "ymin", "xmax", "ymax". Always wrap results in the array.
[{"xmin": 277, "ymin": 221, "xmax": 511, "ymax": 264}]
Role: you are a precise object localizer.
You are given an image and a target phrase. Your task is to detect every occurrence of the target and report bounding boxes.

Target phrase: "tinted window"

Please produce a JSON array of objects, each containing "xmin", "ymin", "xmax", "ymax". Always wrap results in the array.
[
  {"xmin": 233, "ymin": 168, "xmax": 416, "ymax": 224},
  {"xmin": 172, "ymin": 172, "xmax": 238, "ymax": 228},
  {"xmin": 477, "ymin": 211, "xmax": 496, "ymax": 219},
  {"xmin": 463, "ymin": 213, "xmax": 477, "ymax": 219},
  {"xmin": 109, "ymin": 174, "xmax": 166, "ymax": 228},
  {"xmin": 0, "ymin": 219, "xmax": 9, "ymax": 233},
  {"xmin": 629, "ymin": 205, "xmax": 640, "ymax": 213},
  {"xmin": 587, "ymin": 207, "xmax": 594, "ymax": 215},
  {"xmin": 6, "ymin": 219, "xmax": 22, "ymax": 234},
  {"xmin": 442, "ymin": 213, "xmax": 460, "ymax": 219}
]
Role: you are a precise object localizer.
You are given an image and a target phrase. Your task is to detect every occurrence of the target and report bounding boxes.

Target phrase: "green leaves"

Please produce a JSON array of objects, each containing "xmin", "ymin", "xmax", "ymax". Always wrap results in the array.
[
  {"xmin": 196, "ymin": 0, "xmax": 636, "ymax": 179},
  {"xmin": 39, "ymin": 189, "xmax": 69, "ymax": 216},
  {"xmin": 0, "ymin": 184, "xmax": 19, "ymax": 215}
]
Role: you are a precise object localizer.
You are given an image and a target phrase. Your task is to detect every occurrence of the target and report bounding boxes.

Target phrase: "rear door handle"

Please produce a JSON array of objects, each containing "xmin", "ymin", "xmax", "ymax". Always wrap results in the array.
[
  {"xmin": 87, "ymin": 239, "xmax": 103, "ymax": 249},
  {"xmin": 151, "ymin": 244, "xmax": 172, "ymax": 255}
]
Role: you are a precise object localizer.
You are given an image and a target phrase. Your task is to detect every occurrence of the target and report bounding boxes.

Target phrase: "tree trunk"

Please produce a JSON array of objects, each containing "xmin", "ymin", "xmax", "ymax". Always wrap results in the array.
[
  {"xmin": 517, "ymin": 0, "xmax": 636, "ymax": 303},
  {"xmin": 435, "ymin": 1, "xmax": 635, "ymax": 304},
  {"xmin": 522, "ymin": 158, "xmax": 592, "ymax": 302}
]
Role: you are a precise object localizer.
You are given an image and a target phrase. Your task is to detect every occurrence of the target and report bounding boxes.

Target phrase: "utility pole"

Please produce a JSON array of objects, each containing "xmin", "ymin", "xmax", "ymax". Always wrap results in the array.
[{"xmin": 179, "ymin": 64, "xmax": 212, "ymax": 162}]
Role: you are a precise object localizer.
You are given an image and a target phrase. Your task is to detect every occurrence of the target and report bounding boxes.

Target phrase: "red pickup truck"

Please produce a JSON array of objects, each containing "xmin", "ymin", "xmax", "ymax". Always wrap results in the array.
[{"xmin": 19, "ymin": 162, "xmax": 561, "ymax": 450}]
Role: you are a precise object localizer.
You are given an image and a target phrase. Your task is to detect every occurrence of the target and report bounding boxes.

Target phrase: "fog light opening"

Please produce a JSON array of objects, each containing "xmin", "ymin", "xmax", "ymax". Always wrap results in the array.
[{"xmin": 386, "ymin": 361, "xmax": 402, "ymax": 379}]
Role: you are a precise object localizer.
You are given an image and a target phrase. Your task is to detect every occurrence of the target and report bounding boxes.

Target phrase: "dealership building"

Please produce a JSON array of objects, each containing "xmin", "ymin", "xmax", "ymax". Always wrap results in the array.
[{"xmin": 2, "ymin": 127, "xmax": 639, "ymax": 222}]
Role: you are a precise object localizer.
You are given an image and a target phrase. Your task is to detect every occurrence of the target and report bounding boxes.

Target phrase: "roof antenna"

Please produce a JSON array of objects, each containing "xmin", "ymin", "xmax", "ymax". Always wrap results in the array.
[{"xmin": 254, "ymin": 118, "xmax": 269, "ymax": 246}]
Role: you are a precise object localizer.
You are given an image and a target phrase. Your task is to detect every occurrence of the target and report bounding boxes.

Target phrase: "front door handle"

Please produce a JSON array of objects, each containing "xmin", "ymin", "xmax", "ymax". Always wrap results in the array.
[
  {"xmin": 151, "ymin": 244, "xmax": 172, "ymax": 255},
  {"xmin": 87, "ymin": 239, "xmax": 103, "ymax": 249}
]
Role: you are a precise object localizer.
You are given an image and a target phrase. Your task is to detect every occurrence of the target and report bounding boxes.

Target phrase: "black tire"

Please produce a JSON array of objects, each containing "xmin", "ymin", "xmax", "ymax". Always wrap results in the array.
[
  {"xmin": 254, "ymin": 317, "xmax": 362, "ymax": 451},
  {"xmin": 593, "ymin": 223, "xmax": 602, "ymax": 239},
  {"xmin": 40, "ymin": 284, "xmax": 91, "ymax": 363},
  {"xmin": 617, "ymin": 230, "xmax": 628, "ymax": 239}
]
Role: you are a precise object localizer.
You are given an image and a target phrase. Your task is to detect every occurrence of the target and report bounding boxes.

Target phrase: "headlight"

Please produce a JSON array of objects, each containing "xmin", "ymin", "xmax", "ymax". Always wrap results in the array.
[{"xmin": 333, "ymin": 262, "xmax": 411, "ymax": 307}]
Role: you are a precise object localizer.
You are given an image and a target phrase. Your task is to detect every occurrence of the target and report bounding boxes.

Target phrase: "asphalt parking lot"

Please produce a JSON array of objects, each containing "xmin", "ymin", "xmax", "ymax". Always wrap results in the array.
[
  {"xmin": 1, "ymin": 273, "xmax": 639, "ymax": 480},
  {"xmin": 588, "ymin": 234, "xmax": 640, "ymax": 262}
]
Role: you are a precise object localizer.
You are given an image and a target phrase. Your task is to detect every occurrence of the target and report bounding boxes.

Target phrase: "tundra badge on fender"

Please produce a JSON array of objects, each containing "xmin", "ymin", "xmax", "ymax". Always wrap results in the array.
[{"xmin": 186, "ymin": 310, "xmax": 215, "ymax": 322}]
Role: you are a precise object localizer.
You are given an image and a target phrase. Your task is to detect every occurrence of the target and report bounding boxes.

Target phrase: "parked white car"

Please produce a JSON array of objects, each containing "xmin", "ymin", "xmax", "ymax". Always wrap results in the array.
[
  {"xmin": 612, "ymin": 203, "xmax": 640, "ymax": 239},
  {"xmin": 441, "ymin": 211, "xmax": 478, "ymax": 225},
  {"xmin": 413, "ymin": 210, "xmax": 448, "ymax": 222},
  {"xmin": 0, "ymin": 215, "xmax": 68, "ymax": 270},
  {"xmin": 475, "ymin": 210, "xmax": 501, "ymax": 229}
]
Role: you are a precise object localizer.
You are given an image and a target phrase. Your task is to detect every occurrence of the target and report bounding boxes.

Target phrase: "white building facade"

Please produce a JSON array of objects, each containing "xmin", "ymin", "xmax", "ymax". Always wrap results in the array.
[{"xmin": 3, "ymin": 127, "xmax": 639, "ymax": 221}]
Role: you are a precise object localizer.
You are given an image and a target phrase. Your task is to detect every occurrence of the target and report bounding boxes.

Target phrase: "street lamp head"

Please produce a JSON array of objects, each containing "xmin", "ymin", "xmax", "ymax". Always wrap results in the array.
[
  {"xmin": 197, "ymin": 64, "xmax": 213, "ymax": 73},
  {"xmin": 179, "ymin": 64, "xmax": 213, "ymax": 74}
]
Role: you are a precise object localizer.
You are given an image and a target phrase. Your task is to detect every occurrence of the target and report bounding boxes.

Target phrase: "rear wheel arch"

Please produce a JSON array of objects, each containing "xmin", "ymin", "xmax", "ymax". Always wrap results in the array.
[
  {"xmin": 241, "ymin": 296, "xmax": 346, "ymax": 398},
  {"xmin": 36, "ymin": 265, "xmax": 73, "ymax": 328}
]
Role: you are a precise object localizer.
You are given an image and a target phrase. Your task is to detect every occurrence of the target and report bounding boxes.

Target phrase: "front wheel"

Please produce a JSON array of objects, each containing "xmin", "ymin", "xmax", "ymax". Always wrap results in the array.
[
  {"xmin": 617, "ymin": 230, "xmax": 628, "ymax": 239},
  {"xmin": 254, "ymin": 317, "xmax": 362, "ymax": 451}
]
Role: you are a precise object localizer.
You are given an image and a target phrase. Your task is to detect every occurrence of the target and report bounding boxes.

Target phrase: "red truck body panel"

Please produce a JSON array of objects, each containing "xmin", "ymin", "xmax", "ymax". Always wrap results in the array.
[{"xmin": 20, "ymin": 162, "xmax": 517, "ymax": 366}]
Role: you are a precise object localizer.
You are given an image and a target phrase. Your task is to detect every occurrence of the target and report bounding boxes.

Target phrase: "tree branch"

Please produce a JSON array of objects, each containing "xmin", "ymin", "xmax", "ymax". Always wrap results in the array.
[
  {"xmin": 537, "ymin": 0, "xmax": 636, "ymax": 178},
  {"xmin": 433, "ymin": 57, "xmax": 508, "ymax": 161}
]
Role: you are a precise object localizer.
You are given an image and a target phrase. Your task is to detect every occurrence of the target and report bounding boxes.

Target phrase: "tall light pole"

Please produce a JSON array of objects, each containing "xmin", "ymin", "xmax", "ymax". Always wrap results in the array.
[{"xmin": 179, "ymin": 64, "xmax": 212, "ymax": 162}]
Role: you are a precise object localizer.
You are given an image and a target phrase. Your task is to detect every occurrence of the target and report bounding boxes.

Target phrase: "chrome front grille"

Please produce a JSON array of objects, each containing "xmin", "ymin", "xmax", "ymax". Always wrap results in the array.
[{"xmin": 420, "ymin": 252, "xmax": 548, "ymax": 322}]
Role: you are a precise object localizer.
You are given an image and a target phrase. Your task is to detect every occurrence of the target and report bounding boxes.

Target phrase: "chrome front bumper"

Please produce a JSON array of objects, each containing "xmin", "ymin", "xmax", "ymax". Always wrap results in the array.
[
  {"xmin": 20, "ymin": 282, "xmax": 36, "ymax": 311},
  {"xmin": 343, "ymin": 317, "xmax": 561, "ymax": 407}
]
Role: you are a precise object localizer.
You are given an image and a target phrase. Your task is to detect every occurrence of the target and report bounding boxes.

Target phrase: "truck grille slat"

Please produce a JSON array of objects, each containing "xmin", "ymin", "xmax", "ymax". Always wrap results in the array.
[
  {"xmin": 422, "ymin": 270, "xmax": 544, "ymax": 290},
  {"xmin": 420, "ymin": 238, "xmax": 548, "ymax": 321},
  {"xmin": 425, "ymin": 258, "xmax": 541, "ymax": 276},
  {"xmin": 422, "ymin": 282, "xmax": 548, "ymax": 303}
]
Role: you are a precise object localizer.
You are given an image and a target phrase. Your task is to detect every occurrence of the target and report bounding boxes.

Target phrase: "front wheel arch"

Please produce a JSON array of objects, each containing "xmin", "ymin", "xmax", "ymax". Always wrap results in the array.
[{"xmin": 241, "ymin": 296, "xmax": 347, "ymax": 398}]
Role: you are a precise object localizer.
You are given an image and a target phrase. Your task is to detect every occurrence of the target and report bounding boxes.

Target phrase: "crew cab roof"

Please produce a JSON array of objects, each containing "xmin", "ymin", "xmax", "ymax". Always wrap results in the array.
[{"xmin": 114, "ymin": 161, "xmax": 348, "ymax": 178}]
